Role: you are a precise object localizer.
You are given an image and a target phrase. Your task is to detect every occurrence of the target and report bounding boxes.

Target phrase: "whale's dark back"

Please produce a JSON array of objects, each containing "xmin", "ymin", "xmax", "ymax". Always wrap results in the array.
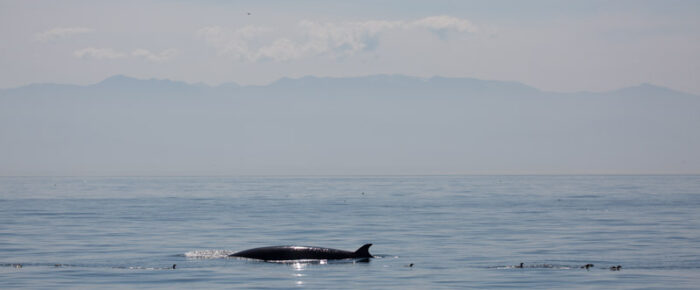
[{"xmin": 230, "ymin": 244, "xmax": 373, "ymax": 261}]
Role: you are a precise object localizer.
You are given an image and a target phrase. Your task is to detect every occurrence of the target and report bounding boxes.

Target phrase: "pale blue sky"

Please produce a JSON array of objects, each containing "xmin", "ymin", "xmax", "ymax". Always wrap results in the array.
[{"xmin": 1, "ymin": 0, "xmax": 699, "ymax": 94}]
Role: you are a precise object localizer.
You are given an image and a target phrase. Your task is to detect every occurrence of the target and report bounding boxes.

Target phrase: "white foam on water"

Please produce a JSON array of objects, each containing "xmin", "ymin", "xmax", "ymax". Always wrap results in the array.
[{"xmin": 184, "ymin": 249, "xmax": 235, "ymax": 259}]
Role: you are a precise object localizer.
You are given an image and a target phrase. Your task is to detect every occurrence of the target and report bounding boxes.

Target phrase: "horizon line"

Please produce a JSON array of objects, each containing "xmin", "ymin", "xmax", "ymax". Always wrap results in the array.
[{"xmin": 2, "ymin": 173, "xmax": 700, "ymax": 178}]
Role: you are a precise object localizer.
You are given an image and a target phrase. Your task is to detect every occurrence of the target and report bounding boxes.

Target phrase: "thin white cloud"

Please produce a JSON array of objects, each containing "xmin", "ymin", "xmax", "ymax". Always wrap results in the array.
[
  {"xmin": 411, "ymin": 15, "xmax": 478, "ymax": 33},
  {"xmin": 199, "ymin": 15, "xmax": 477, "ymax": 62},
  {"xmin": 197, "ymin": 25, "xmax": 273, "ymax": 61},
  {"xmin": 74, "ymin": 47, "xmax": 127, "ymax": 60},
  {"xmin": 256, "ymin": 38, "xmax": 305, "ymax": 61},
  {"xmin": 132, "ymin": 48, "xmax": 178, "ymax": 62},
  {"xmin": 73, "ymin": 47, "xmax": 178, "ymax": 62},
  {"xmin": 35, "ymin": 27, "xmax": 95, "ymax": 42},
  {"xmin": 298, "ymin": 20, "xmax": 402, "ymax": 56}
]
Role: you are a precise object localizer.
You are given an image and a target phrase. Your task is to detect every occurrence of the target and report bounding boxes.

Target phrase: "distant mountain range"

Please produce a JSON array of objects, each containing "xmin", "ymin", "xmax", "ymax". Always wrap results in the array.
[
  {"xmin": 2, "ymin": 74, "xmax": 696, "ymax": 99},
  {"xmin": 1, "ymin": 75, "xmax": 699, "ymax": 176}
]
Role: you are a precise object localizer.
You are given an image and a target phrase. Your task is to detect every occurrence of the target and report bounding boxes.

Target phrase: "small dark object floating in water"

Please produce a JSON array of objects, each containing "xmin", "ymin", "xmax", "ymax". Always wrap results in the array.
[
  {"xmin": 581, "ymin": 263, "xmax": 594, "ymax": 270},
  {"xmin": 172, "ymin": 264, "xmax": 176, "ymax": 269},
  {"xmin": 515, "ymin": 262, "xmax": 524, "ymax": 268},
  {"xmin": 610, "ymin": 265, "xmax": 622, "ymax": 271},
  {"xmin": 230, "ymin": 244, "xmax": 373, "ymax": 261}
]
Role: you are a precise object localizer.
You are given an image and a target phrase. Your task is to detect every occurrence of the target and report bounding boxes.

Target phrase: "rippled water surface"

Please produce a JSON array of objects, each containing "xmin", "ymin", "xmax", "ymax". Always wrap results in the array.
[{"xmin": 2, "ymin": 176, "xmax": 700, "ymax": 288}]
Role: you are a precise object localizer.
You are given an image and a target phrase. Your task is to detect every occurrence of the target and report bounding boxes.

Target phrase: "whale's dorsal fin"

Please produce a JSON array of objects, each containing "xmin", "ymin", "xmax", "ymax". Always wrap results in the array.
[{"xmin": 354, "ymin": 243, "xmax": 373, "ymax": 258}]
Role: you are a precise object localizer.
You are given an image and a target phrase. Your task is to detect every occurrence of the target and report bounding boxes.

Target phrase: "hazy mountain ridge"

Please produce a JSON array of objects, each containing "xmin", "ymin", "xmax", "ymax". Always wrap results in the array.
[
  {"xmin": 2, "ymin": 74, "xmax": 694, "ymax": 98},
  {"xmin": 1, "ymin": 75, "xmax": 699, "ymax": 175}
]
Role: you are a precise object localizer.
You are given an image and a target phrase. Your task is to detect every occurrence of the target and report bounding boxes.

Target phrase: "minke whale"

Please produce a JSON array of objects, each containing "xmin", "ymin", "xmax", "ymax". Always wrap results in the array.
[{"xmin": 229, "ymin": 243, "xmax": 373, "ymax": 261}]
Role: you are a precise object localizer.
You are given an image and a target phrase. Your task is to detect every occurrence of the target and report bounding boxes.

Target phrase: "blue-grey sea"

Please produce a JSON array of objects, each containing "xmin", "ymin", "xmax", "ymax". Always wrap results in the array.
[{"xmin": 2, "ymin": 175, "xmax": 700, "ymax": 289}]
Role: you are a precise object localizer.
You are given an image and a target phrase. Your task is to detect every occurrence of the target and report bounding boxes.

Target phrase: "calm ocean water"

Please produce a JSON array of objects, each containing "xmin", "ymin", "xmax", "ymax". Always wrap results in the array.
[{"xmin": 1, "ymin": 175, "xmax": 700, "ymax": 289}]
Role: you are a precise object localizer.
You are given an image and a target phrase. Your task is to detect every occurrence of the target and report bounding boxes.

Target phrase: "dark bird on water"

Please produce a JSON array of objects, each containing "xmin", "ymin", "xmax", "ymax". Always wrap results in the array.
[{"xmin": 581, "ymin": 263, "xmax": 594, "ymax": 270}]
